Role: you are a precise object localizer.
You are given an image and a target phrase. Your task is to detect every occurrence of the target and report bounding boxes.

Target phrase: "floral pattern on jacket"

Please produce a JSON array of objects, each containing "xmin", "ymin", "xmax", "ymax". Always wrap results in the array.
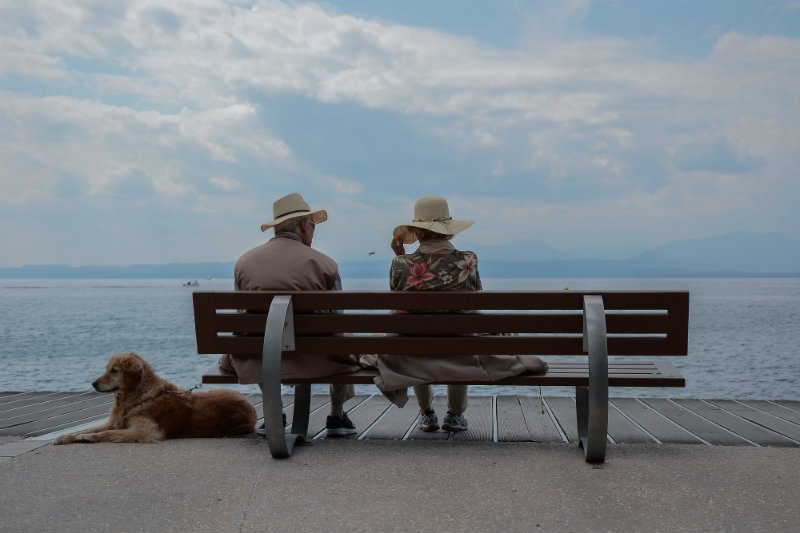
[{"xmin": 390, "ymin": 250, "xmax": 482, "ymax": 291}]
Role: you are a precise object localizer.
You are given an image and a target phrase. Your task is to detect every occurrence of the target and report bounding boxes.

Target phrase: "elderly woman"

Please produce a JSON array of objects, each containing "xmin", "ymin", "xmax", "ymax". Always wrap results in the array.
[
  {"xmin": 373, "ymin": 196, "xmax": 546, "ymax": 434},
  {"xmin": 387, "ymin": 196, "xmax": 480, "ymax": 432}
]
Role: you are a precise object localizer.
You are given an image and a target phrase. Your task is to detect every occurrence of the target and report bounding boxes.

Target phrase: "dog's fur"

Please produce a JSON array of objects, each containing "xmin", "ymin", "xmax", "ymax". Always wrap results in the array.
[{"xmin": 54, "ymin": 352, "xmax": 256, "ymax": 444}]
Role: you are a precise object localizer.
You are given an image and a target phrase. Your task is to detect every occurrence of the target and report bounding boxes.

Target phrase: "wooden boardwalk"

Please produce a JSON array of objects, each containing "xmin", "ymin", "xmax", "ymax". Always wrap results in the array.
[{"xmin": 2, "ymin": 392, "xmax": 799, "ymax": 447}]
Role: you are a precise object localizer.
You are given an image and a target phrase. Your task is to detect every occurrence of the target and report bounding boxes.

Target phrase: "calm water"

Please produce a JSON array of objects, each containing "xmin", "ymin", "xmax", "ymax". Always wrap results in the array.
[{"xmin": 1, "ymin": 278, "xmax": 798, "ymax": 399}]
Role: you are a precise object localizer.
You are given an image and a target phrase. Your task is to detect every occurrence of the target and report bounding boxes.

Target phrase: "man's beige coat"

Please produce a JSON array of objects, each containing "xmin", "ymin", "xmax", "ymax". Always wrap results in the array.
[{"xmin": 229, "ymin": 235, "xmax": 361, "ymax": 384}]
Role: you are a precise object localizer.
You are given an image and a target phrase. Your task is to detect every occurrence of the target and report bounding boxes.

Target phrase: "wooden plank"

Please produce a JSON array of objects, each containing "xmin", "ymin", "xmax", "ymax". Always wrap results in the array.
[
  {"xmin": 707, "ymin": 400, "xmax": 800, "ymax": 443},
  {"xmin": 740, "ymin": 400, "xmax": 800, "ymax": 425},
  {"xmin": 216, "ymin": 313, "xmax": 677, "ymax": 336},
  {"xmin": 281, "ymin": 365, "xmax": 685, "ymax": 388},
  {"xmin": 673, "ymin": 399, "xmax": 798, "ymax": 447},
  {"xmin": 774, "ymin": 400, "xmax": 800, "ymax": 412},
  {"xmin": 496, "ymin": 395, "xmax": 529, "ymax": 441},
  {"xmin": 642, "ymin": 399, "xmax": 751, "ymax": 446},
  {"xmin": 606, "ymin": 401, "xmax": 656, "ymax": 444},
  {"xmin": 360, "ymin": 403, "xmax": 418, "ymax": 440},
  {"xmin": 0, "ymin": 392, "xmax": 74, "ymax": 410},
  {"xmin": 344, "ymin": 396, "xmax": 392, "ymax": 439},
  {"xmin": 0, "ymin": 394, "xmax": 113, "ymax": 433},
  {"xmin": 2, "ymin": 398, "xmax": 115, "ymax": 437},
  {"xmin": 204, "ymin": 334, "xmax": 686, "ymax": 357},
  {"xmin": 201, "ymin": 365, "xmax": 238, "ymax": 384},
  {"xmin": 0, "ymin": 392, "xmax": 44, "ymax": 405},
  {"xmin": 544, "ymin": 397, "xmax": 579, "ymax": 444},
  {"xmin": 518, "ymin": 396, "xmax": 564, "ymax": 443},
  {"xmin": 452, "ymin": 396, "xmax": 493, "ymax": 441},
  {"xmin": 0, "ymin": 392, "xmax": 100, "ymax": 423},
  {"xmin": 194, "ymin": 289, "xmax": 688, "ymax": 312},
  {"xmin": 610, "ymin": 398, "xmax": 704, "ymax": 445}
]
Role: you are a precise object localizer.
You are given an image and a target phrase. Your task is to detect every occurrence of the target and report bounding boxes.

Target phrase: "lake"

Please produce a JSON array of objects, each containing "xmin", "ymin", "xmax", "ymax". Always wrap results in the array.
[{"xmin": 1, "ymin": 278, "xmax": 798, "ymax": 399}]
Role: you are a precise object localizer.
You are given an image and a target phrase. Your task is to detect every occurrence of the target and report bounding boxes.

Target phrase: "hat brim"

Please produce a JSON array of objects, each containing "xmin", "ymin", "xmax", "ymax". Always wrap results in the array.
[
  {"xmin": 260, "ymin": 209, "xmax": 327, "ymax": 232},
  {"xmin": 392, "ymin": 219, "xmax": 474, "ymax": 244}
]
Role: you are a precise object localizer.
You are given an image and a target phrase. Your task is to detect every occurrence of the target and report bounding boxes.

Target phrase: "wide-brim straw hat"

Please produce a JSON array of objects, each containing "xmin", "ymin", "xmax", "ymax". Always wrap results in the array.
[
  {"xmin": 260, "ymin": 192, "xmax": 328, "ymax": 232},
  {"xmin": 392, "ymin": 196, "xmax": 474, "ymax": 244}
]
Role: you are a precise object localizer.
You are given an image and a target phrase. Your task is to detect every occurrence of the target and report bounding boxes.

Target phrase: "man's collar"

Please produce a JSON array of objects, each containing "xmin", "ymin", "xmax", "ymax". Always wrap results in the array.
[{"xmin": 272, "ymin": 232, "xmax": 303, "ymax": 243}]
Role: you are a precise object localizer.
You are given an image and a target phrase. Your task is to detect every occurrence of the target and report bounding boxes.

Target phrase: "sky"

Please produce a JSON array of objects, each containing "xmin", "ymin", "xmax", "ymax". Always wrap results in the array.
[{"xmin": 1, "ymin": 0, "xmax": 799, "ymax": 267}]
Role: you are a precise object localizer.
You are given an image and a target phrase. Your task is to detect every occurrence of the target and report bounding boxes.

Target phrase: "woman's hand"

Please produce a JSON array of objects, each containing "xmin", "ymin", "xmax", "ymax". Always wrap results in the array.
[{"xmin": 390, "ymin": 238, "xmax": 405, "ymax": 256}]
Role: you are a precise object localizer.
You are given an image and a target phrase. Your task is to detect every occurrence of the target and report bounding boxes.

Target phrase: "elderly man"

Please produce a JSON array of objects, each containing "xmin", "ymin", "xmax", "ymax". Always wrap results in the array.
[{"xmin": 219, "ymin": 192, "xmax": 361, "ymax": 436}]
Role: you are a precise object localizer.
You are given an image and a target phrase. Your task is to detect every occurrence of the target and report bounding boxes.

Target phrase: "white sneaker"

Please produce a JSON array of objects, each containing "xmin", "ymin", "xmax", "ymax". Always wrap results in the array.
[
  {"xmin": 441, "ymin": 411, "xmax": 468, "ymax": 432},
  {"xmin": 417, "ymin": 410, "xmax": 440, "ymax": 432}
]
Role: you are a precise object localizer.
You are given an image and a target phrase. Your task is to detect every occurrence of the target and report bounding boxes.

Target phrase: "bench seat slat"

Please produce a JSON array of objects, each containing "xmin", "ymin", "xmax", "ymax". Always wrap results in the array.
[
  {"xmin": 200, "ymin": 361, "xmax": 685, "ymax": 387},
  {"xmin": 200, "ymin": 335, "xmax": 685, "ymax": 356}
]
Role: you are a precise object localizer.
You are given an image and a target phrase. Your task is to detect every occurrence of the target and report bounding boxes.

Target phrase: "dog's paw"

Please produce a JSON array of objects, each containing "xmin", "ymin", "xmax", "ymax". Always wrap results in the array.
[
  {"xmin": 53, "ymin": 434, "xmax": 76, "ymax": 445},
  {"xmin": 74, "ymin": 433, "xmax": 98, "ymax": 443}
]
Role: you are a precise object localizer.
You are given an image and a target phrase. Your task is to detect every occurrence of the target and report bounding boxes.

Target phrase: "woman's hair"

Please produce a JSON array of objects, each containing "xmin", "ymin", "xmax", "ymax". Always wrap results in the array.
[{"xmin": 414, "ymin": 228, "xmax": 453, "ymax": 242}]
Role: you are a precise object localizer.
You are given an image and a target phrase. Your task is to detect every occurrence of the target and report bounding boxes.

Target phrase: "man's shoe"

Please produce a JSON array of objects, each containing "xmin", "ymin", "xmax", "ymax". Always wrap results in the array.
[
  {"xmin": 441, "ymin": 411, "xmax": 468, "ymax": 432},
  {"xmin": 256, "ymin": 412, "xmax": 287, "ymax": 436},
  {"xmin": 417, "ymin": 410, "xmax": 439, "ymax": 432},
  {"xmin": 326, "ymin": 412, "xmax": 357, "ymax": 437}
]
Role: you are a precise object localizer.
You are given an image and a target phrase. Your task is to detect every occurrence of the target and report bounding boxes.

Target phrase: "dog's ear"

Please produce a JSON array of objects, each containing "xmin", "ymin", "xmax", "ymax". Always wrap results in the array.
[
  {"xmin": 119, "ymin": 353, "xmax": 145, "ymax": 389},
  {"xmin": 122, "ymin": 353, "xmax": 145, "ymax": 373}
]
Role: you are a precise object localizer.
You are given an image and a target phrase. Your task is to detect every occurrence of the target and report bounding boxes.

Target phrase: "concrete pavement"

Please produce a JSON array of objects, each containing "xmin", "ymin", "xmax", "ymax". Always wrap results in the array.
[{"xmin": 1, "ymin": 438, "xmax": 798, "ymax": 533}]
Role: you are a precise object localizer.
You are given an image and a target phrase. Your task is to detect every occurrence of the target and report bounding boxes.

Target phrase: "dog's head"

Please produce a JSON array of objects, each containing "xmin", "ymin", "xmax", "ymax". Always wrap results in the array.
[{"xmin": 93, "ymin": 352, "xmax": 156, "ymax": 393}]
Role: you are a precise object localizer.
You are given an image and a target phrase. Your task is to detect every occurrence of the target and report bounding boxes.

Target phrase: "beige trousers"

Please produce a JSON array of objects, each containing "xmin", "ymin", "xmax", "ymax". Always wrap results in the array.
[{"xmin": 413, "ymin": 384, "xmax": 468, "ymax": 415}]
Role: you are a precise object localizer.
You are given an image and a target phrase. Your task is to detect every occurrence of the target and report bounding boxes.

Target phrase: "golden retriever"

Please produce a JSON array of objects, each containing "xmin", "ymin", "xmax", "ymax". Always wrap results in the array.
[{"xmin": 54, "ymin": 352, "xmax": 256, "ymax": 444}]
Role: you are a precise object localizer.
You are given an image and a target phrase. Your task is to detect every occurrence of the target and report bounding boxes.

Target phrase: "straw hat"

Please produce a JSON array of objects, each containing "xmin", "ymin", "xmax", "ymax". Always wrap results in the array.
[
  {"xmin": 260, "ymin": 192, "xmax": 328, "ymax": 232},
  {"xmin": 392, "ymin": 196, "xmax": 474, "ymax": 244}
]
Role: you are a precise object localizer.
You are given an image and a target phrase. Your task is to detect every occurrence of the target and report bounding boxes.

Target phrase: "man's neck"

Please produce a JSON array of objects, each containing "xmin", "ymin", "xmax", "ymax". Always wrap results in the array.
[{"xmin": 273, "ymin": 232, "xmax": 304, "ymax": 243}]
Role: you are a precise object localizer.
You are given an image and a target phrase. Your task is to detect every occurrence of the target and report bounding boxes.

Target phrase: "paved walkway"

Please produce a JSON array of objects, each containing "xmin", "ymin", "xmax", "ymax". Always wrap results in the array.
[
  {"xmin": 1, "ymin": 438, "xmax": 798, "ymax": 532},
  {"xmin": 2, "ymin": 392, "xmax": 800, "ymax": 532}
]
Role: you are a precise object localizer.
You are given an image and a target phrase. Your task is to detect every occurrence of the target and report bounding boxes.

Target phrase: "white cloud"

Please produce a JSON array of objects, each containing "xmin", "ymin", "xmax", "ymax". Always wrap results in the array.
[
  {"xmin": 210, "ymin": 176, "xmax": 242, "ymax": 192},
  {"xmin": 1, "ymin": 0, "xmax": 798, "ymax": 264},
  {"xmin": 313, "ymin": 175, "xmax": 362, "ymax": 195}
]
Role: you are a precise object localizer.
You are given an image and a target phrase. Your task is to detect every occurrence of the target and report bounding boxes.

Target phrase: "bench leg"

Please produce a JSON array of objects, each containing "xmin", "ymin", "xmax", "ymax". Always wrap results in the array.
[
  {"xmin": 290, "ymin": 383, "xmax": 311, "ymax": 438},
  {"xmin": 576, "ymin": 386, "xmax": 607, "ymax": 463},
  {"xmin": 261, "ymin": 295, "xmax": 304, "ymax": 459},
  {"xmin": 577, "ymin": 295, "xmax": 609, "ymax": 464}
]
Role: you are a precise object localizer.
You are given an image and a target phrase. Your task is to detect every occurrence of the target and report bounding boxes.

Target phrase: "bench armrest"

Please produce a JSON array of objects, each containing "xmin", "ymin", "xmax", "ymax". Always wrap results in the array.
[
  {"xmin": 577, "ymin": 295, "xmax": 609, "ymax": 463},
  {"xmin": 261, "ymin": 295, "xmax": 308, "ymax": 458}
]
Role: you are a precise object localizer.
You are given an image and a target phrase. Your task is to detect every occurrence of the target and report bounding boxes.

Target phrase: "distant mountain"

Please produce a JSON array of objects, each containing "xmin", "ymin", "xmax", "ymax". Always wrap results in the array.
[
  {"xmin": 458, "ymin": 240, "xmax": 578, "ymax": 262},
  {"xmin": 0, "ymin": 262, "xmax": 235, "ymax": 279},
  {"xmin": 2, "ymin": 232, "xmax": 798, "ymax": 278},
  {"xmin": 638, "ymin": 232, "xmax": 800, "ymax": 274}
]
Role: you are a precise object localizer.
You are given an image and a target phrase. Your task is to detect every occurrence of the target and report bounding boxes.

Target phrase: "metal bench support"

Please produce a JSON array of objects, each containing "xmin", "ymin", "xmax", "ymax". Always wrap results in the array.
[
  {"xmin": 576, "ymin": 295, "xmax": 609, "ymax": 463},
  {"xmin": 260, "ymin": 295, "xmax": 308, "ymax": 459}
]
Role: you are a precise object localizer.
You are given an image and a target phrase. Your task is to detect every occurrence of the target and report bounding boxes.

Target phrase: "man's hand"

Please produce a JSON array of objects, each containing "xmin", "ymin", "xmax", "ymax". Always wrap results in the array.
[{"xmin": 390, "ymin": 238, "xmax": 405, "ymax": 256}]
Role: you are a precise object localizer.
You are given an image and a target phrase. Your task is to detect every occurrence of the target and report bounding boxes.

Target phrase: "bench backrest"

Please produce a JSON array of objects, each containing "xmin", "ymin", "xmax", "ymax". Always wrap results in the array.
[{"xmin": 193, "ymin": 291, "xmax": 689, "ymax": 357}]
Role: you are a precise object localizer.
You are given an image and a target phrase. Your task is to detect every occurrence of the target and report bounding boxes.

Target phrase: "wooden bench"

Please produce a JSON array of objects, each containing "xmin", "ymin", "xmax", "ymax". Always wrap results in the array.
[{"xmin": 192, "ymin": 290, "xmax": 689, "ymax": 463}]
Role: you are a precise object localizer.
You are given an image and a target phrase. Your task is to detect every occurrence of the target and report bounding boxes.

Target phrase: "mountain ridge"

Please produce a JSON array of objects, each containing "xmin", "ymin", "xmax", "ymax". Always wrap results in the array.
[{"xmin": 2, "ymin": 232, "xmax": 799, "ymax": 278}]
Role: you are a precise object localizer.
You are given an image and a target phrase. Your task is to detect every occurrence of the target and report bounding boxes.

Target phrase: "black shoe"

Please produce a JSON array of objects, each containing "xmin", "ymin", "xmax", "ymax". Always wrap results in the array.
[
  {"xmin": 256, "ymin": 412, "xmax": 287, "ymax": 436},
  {"xmin": 326, "ymin": 412, "xmax": 357, "ymax": 437}
]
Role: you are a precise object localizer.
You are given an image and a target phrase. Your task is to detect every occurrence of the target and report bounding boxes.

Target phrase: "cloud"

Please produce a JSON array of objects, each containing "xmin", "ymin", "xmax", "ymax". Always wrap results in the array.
[
  {"xmin": 210, "ymin": 176, "xmax": 242, "ymax": 192},
  {"xmin": 0, "ymin": 1, "xmax": 798, "ymax": 265},
  {"xmin": 0, "ymin": 93, "xmax": 293, "ymax": 205},
  {"xmin": 672, "ymin": 135, "xmax": 764, "ymax": 174}
]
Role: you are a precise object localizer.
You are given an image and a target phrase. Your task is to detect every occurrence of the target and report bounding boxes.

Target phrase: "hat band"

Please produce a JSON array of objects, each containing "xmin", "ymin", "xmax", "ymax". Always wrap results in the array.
[
  {"xmin": 412, "ymin": 216, "xmax": 452, "ymax": 223},
  {"xmin": 275, "ymin": 208, "xmax": 311, "ymax": 219}
]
